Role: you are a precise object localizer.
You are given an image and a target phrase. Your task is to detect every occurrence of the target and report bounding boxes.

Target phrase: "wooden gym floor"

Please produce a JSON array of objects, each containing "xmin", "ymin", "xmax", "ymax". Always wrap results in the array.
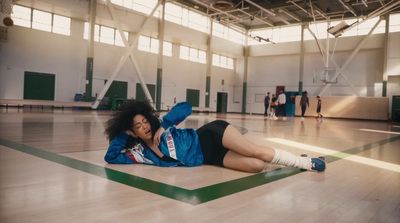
[{"xmin": 0, "ymin": 107, "xmax": 399, "ymax": 223}]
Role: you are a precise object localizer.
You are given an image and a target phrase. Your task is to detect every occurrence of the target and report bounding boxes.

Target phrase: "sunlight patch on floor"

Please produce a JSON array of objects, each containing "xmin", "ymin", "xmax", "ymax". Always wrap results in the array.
[
  {"xmin": 359, "ymin": 129, "xmax": 400, "ymax": 135},
  {"xmin": 266, "ymin": 138, "xmax": 400, "ymax": 173}
]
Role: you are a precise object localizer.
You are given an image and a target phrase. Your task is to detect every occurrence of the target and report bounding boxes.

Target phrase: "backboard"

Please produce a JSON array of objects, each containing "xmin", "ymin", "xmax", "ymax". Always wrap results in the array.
[{"xmin": 313, "ymin": 69, "xmax": 338, "ymax": 84}]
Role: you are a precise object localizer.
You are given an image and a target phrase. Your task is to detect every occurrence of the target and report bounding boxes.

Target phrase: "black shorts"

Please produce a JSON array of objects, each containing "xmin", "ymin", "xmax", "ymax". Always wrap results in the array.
[{"xmin": 196, "ymin": 120, "xmax": 230, "ymax": 167}]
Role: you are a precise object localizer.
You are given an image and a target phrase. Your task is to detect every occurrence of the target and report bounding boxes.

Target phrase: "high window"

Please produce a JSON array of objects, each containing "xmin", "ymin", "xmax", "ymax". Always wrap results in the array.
[
  {"xmin": 138, "ymin": 36, "xmax": 172, "ymax": 56},
  {"xmin": 180, "ymin": 46, "xmax": 206, "ymax": 64},
  {"xmin": 84, "ymin": 23, "xmax": 129, "ymax": 47},
  {"xmin": 212, "ymin": 54, "xmax": 234, "ymax": 70},
  {"xmin": 213, "ymin": 22, "xmax": 244, "ymax": 44},
  {"xmin": 12, "ymin": 5, "xmax": 71, "ymax": 36}
]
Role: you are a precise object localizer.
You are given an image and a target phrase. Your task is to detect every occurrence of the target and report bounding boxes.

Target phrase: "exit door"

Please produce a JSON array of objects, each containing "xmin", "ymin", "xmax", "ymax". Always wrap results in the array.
[
  {"xmin": 24, "ymin": 72, "xmax": 55, "ymax": 100},
  {"xmin": 276, "ymin": 86, "xmax": 285, "ymax": 98},
  {"xmin": 217, "ymin": 92, "xmax": 228, "ymax": 113},
  {"xmin": 186, "ymin": 89, "xmax": 200, "ymax": 107}
]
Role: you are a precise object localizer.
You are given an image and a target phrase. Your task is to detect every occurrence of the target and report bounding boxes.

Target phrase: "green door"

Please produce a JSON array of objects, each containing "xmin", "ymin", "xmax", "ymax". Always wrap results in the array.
[
  {"xmin": 104, "ymin": 80, "xmax": 128, "ymax": 100},
  {"xmin": 24, "ymin": 72, "xmax": 55, "ymax": 100},
  {"xmin": 136, "ymin": 83, "xmax": 155, "ymax": 101},
  {"xmin": 392, "ymin": 95, "xmax": 400, "ymax": 122},
  {"xmin": 217, "ymin": 92, "xmax": 228, "ymax": 113},
  {"xmin": 186, "ymin": 89, "xmax": 200, "ymax": 107}
]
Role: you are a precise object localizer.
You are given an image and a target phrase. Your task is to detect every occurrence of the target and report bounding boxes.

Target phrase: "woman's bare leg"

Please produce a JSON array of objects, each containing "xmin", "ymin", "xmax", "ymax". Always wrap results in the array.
[
  {"xmin": 223, "ymin": 150, "xmax": 266, "ymax": 173},
  {"xmin": 222, "ymin": 125, "xmax": 319, "ymax": 171},
  {"xmin": 222, "ymin": 125, "xmax": 275, "ymax": 162}
]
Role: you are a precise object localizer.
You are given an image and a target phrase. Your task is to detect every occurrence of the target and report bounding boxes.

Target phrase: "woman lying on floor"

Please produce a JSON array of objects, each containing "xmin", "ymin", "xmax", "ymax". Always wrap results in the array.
[{"xmin": 104, "ymin": 100, "xmax": 326, "ymax": 173}]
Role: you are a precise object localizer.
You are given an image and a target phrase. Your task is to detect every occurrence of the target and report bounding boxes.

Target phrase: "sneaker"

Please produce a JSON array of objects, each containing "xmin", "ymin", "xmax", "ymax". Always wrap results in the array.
[
  {"xmin": 283, "ymin": 117, "xmax": 287, "ymax": 120},
  {"xmin": 273, "ymin": 116, "xmax": 278, "ymax": 120},
  {"xmin": 301, "ymin": 117, "xmax": 304, "ymax": 121},
  {"xmin": 311, "ymin": 158, "xmax": 327, "ymax": 171}
]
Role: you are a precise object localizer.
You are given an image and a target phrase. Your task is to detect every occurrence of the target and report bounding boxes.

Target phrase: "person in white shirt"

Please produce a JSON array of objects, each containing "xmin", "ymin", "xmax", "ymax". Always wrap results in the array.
[{"xmin": 277, "ymin": 89, "xmax": 287, "ymax": 120}]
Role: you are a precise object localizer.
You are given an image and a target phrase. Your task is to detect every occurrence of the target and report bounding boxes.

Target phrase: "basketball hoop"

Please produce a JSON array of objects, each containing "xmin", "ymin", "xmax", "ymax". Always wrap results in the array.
[
  {"xmin": 0, "ymin": 0, "xmax": 18, "ymax": 27},
  {"xmin": 313, "ymin": 69, "xmax": 338, "ymax": 84},
  {"xmin": 0, "ymin": 0, "xmax": 19, "ymax": 15}
]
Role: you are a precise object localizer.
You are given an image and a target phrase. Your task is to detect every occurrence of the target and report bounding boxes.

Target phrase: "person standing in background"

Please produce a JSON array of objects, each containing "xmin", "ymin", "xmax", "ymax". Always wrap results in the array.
[
  {"xmin": 277, "ymin": 89, "xmax": 286, "ymax": 120},
  {"xmin": 300, "ymin": 91, "xmax": 309, "ymax": 121},
  {"xmin": 264, "ymin": 92, "xmax": 270, "ymax": 116},
  {"xmin": 316, "ymin": 96, "xmax": 323, "ymax": 118},
  {"xmin": 270, "ymin": 94, "xmax": 278, "ymax": 120}
]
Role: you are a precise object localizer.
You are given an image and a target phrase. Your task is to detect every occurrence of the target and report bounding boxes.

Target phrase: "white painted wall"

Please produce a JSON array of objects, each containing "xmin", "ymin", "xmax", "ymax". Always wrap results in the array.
[
  {"xmin": 1, "ymin": 0, "xmax": 399, "ymax": 114},
  {"xmin": 246, "ymin": 32, "xmax": 399, "ymax": 114}
]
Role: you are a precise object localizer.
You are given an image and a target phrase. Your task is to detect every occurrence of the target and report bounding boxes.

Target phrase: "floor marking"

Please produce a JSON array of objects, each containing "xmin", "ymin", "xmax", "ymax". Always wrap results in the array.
[
  {"xmin": 216, "ymin": 116, "xmax": 268, "ymax": 120},
  {"xmin": 1, "ymin": 135, "xmax": 399, "ymax": 205},
  {"xmin": 359, "ymin": 129, "xmax": 400, "ymax": 135}
]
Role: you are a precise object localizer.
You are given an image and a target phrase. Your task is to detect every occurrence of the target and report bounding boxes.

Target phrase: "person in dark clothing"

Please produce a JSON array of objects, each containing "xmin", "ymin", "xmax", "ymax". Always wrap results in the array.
[
  {"xmin": 264, "ymin": 92, "xmax": 270, "ymax": 116},
  {"xmin": 277, "ymin": 89, "xmax": 287, "ymax": 120},
  {"xmin": 299, "ymin": 91, "xmax": 309, "ymax": 121},
  {"xmin": 316, "ymin": 96, "xmax": 323, "ymax": 118},
  {"xmin": 270, "ymin": 94, "xmax": 278, "ymax": 120}
]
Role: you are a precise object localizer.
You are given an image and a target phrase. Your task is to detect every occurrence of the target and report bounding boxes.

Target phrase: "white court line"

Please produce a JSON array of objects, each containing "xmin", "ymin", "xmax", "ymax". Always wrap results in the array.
[
  {"xmin": 391, "ymin": 125, "xmax": 400, "ymax": 128},
  {"xmin": 266, "ymin": 138, "xmax": 400, "ymax": 173},
  {"xmin": 359, "ymin": 129, "xmax": 400, "ymax": 135}
]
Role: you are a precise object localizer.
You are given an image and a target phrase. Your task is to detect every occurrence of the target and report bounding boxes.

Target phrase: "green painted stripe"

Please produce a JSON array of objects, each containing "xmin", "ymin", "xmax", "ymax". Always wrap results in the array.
[
  {"xmin": 298, "ymin": 81, "xmax": 303, "ymax": 95},
  {"xmin": 242, "ymin": 82, "xmax": 247, "ymax": 114},
  {"xmin": 85, "ymin": 57, "xmax": 94, "ymax": 102},
  {"xmin": 0, "ymin": 138, "xmax": 192, "ymax": 202},
  {"xmin": 382, "ymin": 80, "xmax": 387, "ymax": 97},
  {"xmin": 1, "ymin": 135, "xmax": 399, "ymax": 205},
  {"xmin": 192, "ymin": 167, "xmax": 301, "ymax": 204},
  {"xmin": 325, "ymin": 135, "xmax": 400, "ymax": 163},
  {"xmin": 205, "ymin": 76, "xmax": 210, "ymax": 108},
  {"xmin": 156, "ymin": 68, "xmax": 162, "ymax": 110}
]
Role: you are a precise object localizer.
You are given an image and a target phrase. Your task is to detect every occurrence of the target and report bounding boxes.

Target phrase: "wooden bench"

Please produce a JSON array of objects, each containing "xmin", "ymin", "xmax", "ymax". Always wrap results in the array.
[
  {"xmin": 0, "ymin": 99, "xmax": 93, "ymax": 110},
  {"xmin": 192, "ymin": 107, "xmax": 213, "ymax": 113},
  {"xmin": 165, "ymin": 106, "xmax": 213, "ymax": 113}
]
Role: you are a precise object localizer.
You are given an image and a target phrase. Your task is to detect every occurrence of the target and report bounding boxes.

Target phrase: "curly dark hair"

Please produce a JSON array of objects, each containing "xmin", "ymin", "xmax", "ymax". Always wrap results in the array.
[{"xmin": 105, "ymin": 100, "xmax": 160, "ymax": 148}]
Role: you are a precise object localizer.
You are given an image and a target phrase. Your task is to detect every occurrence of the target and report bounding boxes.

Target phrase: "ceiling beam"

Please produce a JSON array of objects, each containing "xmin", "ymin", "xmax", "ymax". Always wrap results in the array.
[
  {"xmin": 338, "ymin": 0, "xmax": 357, "ymax": 16},
  {"xmin": 289, "ymin": 0, "xmax": 312, "ymax": 17},
  {"xmin": 308, "ymin": 2, "xmax": 326, "ymax": 19},
  {"xmin": 246, "ymin": 0, "xmax": 293, "ymax": 25},
  {"xmin": 244, "ymin": 0, "xmax": 276, "ymax": 16},
  {"xmin": 361, "ymin": 0, "xmax": 369, "ymax": 8},
  {"xmin": 238, "ymin": 8, "xmax": 274, "ymax": 26},
  {"xmin": 279, "ymin": 7, "xmax": 301, "ymax": 22},
  {"xmin": 208, "ymin": 7, "xmax": 249, "ymax": 16}
]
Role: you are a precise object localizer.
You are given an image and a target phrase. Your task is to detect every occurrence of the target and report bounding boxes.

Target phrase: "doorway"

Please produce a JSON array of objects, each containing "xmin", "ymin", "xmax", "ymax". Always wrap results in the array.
[
  {"xmin": 217, "ymin": 92, "xmax": 228, "ymax": 113},
  {"xmin": 186, "ymin": 89, "xmax": 200, "ymax": 107},
  {"xmin": 136, "ymin": 83, "xmax": 155, "ymax": 102},
  {"xmin": 104, "ymin": 80, "xmax": 127, "ymax": 100},
  {"xmin": 24, "ymin": 72, "xmax": 55, "ymax": 100},
  {"xmin": 276, "ymin": 86, "xmax": 285, "ymax": 98}
]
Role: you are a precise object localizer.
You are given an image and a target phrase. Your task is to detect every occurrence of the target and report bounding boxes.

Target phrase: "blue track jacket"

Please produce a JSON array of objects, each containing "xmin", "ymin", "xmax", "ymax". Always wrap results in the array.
[{"xmin": 104, "ymin": 102, "xmax": 204, "ymax": 167}]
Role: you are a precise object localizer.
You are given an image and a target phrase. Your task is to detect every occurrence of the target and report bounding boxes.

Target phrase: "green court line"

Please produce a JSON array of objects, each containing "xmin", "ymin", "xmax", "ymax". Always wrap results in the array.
[
  {"xmin": 325, "ymin": 135, "xmax": 400, "ymax": 163},
  {"xmin": 1, "ymin": 135, "xmax": 399, "ymax": 205}
]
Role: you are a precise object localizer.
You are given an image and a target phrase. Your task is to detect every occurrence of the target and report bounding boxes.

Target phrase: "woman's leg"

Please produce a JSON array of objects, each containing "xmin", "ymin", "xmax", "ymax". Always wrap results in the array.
[
  {"xmin": 221, "ymin": 125, "xmax": 323, "ymax": 172},
  {"xmin": 223, "ymin": 150, "xmax": 266, "ymax": 173},
  {"xmin": 222, "ymin": 125, "xmax": 275, "ymax": 162}
]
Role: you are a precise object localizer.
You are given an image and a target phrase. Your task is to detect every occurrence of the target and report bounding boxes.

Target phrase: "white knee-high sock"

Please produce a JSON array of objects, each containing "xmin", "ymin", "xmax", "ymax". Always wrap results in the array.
[{"xmin": 270, "ymin": 148, "xmax": 311, "ymax": 170}]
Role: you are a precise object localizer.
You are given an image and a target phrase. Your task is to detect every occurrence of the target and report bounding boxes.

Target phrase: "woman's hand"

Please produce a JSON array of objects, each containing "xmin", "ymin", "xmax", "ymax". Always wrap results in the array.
[
  {"xmin": 153, "ymin": 126, "xmax": 165, "ymax": 146},
  {"xmin": 125, "ymin": 130, "xmax": 135, "ymax": 137}
]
